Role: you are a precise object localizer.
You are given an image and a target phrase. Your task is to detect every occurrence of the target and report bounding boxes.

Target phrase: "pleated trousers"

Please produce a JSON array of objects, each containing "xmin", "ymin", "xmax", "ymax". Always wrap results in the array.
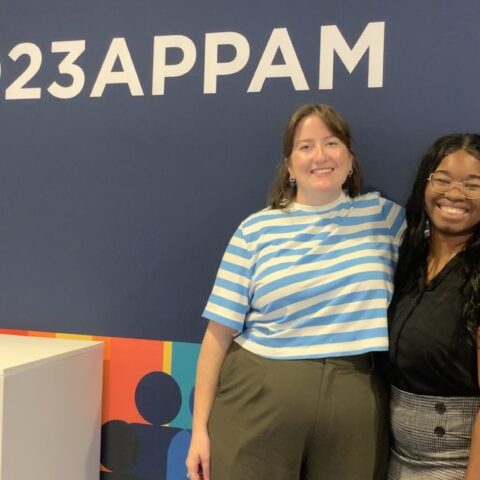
[{"xmin": 208, "ymin": 343, "xmax": 389, "ymax": 480}]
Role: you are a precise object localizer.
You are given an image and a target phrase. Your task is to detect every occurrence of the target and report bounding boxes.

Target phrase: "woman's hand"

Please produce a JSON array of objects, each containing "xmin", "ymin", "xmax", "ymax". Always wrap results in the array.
[{"xmin": 186, "ymin": 429, "xmax": 211, "ymax": 480}]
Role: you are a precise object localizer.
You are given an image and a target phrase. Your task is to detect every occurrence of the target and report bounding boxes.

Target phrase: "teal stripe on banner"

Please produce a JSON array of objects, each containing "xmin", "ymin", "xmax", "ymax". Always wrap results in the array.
[{"xmin": 170, "ymin": 342, "xmax": 200, "ymax": 429}]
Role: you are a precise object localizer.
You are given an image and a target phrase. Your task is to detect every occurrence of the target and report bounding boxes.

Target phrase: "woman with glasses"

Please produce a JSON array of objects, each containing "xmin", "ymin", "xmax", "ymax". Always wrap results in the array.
[
  {"xmin": 388, "ymin": 133, "xmax": 480, "ymax": 479},
  {"xmin": 186, "ymin": 104, "xmax": 404, "ymax": 480}
]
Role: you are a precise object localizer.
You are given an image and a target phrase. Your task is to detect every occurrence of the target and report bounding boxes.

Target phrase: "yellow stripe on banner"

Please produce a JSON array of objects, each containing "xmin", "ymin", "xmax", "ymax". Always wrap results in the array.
[
  {"xmin": 56, "ymin": 333, "xmax": 94, "ymax": 341},
  {"xmin": 163, "ymin": 341, "xmax": 172, "ymax": 374}
]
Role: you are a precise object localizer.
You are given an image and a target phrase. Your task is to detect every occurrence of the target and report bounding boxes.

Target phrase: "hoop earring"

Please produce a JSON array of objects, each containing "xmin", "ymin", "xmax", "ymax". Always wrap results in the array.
[
  {"xmin": 289, "ymin": 176, "xmax": 296, "ymax": 187},
  {"xmin": 347, "ymin": 168, "xmax": 353, "ymax": 177}
]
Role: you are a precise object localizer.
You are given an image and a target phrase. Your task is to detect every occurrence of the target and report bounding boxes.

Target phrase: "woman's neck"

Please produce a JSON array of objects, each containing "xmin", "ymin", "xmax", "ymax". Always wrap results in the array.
[{"xmin": 426, "ymin": 230, "xmax": 468, "ymax": 282}]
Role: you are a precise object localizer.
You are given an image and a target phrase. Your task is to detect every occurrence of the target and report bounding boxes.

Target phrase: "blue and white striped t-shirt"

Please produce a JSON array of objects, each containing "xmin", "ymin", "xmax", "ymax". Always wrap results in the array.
[{"xmin": 203, "ymin": 191, "xmax": 405, "ymax": 359}]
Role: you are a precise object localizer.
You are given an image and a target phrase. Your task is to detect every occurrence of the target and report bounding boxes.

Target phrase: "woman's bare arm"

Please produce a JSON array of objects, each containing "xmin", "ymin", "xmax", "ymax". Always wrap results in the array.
[{"xmin": 185, "ymin": 321, "xmax": 236, "ymax": 480}]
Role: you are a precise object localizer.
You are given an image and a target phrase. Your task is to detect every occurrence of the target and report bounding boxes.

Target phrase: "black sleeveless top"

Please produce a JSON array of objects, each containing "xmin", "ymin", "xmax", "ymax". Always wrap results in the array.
[{"xmin": 388, "ymin": 255, "xmax": 480, "ymax": 396}]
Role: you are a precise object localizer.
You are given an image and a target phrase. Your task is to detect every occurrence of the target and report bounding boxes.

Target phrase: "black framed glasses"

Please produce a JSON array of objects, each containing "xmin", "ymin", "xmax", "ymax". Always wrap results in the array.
[{"xmin": 427, "ymin": 173, "xmax": 480, "ymax": 199}]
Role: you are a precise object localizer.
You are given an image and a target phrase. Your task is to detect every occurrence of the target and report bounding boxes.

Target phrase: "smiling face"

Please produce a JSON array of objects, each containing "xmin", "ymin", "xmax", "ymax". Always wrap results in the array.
[
  {"xmin": 425, "ymin": 149, "xmax": 480, "ymax": 240},
  {"xmin": 287, "ymin": 114, "xmax": 353, "ymax": 206}
]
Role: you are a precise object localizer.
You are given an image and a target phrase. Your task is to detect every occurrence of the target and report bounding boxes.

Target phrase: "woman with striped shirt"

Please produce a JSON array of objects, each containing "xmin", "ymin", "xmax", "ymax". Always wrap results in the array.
[{"xmin": 186, "ymin": 104, "xmax": 404, "ymax": 480}]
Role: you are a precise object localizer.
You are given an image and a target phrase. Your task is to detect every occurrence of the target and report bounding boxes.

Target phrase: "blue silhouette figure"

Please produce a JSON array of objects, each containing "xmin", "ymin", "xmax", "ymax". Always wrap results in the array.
[
  {"xmin": 166, "ymin": 386, "xmax": 194, "ymax": 479},
  {"xmin": 100, "ymin": 371, "xmax": 183, "ymax": 480}
]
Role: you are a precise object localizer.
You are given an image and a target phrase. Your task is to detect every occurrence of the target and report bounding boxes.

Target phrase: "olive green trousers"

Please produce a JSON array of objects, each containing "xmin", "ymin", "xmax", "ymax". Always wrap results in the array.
[{"xmin": 208, "ymin": 343, "xmax": 388, "ymax": 480}]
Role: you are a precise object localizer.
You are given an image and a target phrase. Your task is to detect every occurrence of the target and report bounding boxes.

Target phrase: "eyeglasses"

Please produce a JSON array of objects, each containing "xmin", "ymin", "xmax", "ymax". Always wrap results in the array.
[{"xmin": 427, "ymin": 173, "xmax": 480, "ymax": 199}]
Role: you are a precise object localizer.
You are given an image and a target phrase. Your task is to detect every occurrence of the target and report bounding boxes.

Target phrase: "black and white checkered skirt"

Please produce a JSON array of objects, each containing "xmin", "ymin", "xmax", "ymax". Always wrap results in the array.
[{"xmin": 388, "ymin": 385, "xmax": 480, "ymax": 479}]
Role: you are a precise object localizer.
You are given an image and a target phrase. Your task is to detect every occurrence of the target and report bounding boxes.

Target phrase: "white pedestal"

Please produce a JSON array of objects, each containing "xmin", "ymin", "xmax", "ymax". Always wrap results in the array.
[{"xmin": 0, "ymin": 334, "xmax": 103, "ymax": 480}]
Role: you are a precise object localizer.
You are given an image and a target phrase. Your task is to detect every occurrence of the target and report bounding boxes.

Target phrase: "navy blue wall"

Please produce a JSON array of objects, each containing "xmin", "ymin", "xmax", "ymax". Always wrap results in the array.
[{"xmin": 0, "ymin": 0, "xmax": 479, "ymax": 342}]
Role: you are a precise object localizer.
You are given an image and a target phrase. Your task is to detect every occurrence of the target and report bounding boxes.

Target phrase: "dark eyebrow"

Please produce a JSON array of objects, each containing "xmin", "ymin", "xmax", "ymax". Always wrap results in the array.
[{"xmin": 435, "ymin": 169, "xmax": 480, "ymax": 180}]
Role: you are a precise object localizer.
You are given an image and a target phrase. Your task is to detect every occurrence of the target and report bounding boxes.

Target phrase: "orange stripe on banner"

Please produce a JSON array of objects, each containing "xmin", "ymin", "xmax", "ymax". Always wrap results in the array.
[
  {"xmin": 101, "ymin": 337, "xmax": 165, "ymax": 424},
  {"xmin": 0, "ymin": 329, "xmax": 28, "ymax": 336},
  {"xmin": 93, "ymin": 336, "xmax": 111, "ymax": 361},
  {"xmin": 28, "ymin": 331, "xmax": 56, "ymax": 338}
]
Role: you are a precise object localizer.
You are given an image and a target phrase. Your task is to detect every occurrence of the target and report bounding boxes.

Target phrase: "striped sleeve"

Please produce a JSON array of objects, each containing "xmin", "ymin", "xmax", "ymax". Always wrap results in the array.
[
  {"xmin": 202, "ymin": 224, "xmax": 253, "ymax": 331},
  {"xmin": 380, "ymin": 197, "xmax": 405, "ymax": 246}
]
